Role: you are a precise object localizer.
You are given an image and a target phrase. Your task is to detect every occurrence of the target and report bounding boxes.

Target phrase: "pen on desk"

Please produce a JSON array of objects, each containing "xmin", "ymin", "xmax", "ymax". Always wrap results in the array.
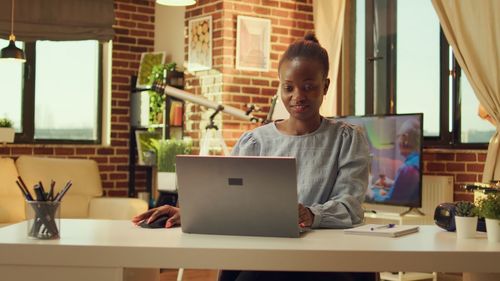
[{"xmin": 370, "ymin": 224, "xmax": 395, "ymax": 231}]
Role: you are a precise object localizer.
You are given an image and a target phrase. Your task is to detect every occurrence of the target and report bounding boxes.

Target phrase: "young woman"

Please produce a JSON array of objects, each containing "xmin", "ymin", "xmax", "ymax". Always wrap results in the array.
[{"xmin": 133, "ymin": 33, "xmax": 374, "ymax": 281}]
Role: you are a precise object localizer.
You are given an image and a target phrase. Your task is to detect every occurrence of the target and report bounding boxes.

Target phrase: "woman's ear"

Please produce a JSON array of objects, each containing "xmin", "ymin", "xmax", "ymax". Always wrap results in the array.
[{"xmin": 323, "ymin": 78, "xmax": 330, "ymax": 95}]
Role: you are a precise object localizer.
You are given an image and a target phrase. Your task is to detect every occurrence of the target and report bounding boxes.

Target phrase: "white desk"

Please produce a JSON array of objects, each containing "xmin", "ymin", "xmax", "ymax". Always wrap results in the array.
[{"xmin": 0, "ymin": 219, "xmax": 499, "ymax": 281}]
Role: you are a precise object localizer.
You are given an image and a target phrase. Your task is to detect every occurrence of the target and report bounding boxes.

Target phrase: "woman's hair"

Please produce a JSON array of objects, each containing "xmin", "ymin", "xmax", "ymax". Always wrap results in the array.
[{"xmin": 278, "ymin": 32, "xmax": 329, "ymax": 78}]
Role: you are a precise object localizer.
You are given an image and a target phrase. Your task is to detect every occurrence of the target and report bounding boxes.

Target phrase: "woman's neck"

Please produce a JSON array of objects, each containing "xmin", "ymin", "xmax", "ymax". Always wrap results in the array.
[{"xmin": 277, "ymin": 116, "xmax": 323, "ymax": 135}]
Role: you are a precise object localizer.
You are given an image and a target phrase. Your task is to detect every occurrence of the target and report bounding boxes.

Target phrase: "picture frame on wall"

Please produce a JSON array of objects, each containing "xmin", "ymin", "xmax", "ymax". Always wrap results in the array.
[
  {"xmin": 136, "ymin": 52, "xmax": 166, "ymax": 89},
  {"xmin": 135, "ymin": 130, "xmax": 161, "ymax": 166},
  {"xmin": 188, "ymin": 15, "xmax": 212, "ymax": 72},
  {"xmin": 236, "ymin": 16, "xmax": 271, "ymax": 72}
]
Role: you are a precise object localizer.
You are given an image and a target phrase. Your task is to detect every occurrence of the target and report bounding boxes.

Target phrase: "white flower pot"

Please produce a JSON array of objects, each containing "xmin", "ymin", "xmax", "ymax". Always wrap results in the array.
[
  {"xmin": 0, "ymin": 127, "xmax": 15, "ymax": 143},
  {"xmin": 485, "ymin": 218, "xmax": 500, "ymax": 243},
  {"xmin": 455, "ymin": 216, "xmax": 478, "ymax": 239},
  {"xmin": 157, "ymin": 172, "xmax": 177, "ymax": 192}
]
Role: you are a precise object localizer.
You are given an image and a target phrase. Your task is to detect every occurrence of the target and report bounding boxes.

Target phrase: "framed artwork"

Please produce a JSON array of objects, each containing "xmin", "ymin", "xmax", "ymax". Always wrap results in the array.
[
  {"xmin": 188, "ymin": 16, "xmax": 212, "ymax": 72},
  {"xmin": 236, "ymin": 16, "xmax": 271, "ymax": 71},
  {"xmin": 136, "ymin": 52, "xmax": 165, "ymax": 89},
  {"xmin": 135, "ymin": 130, "xmax": 161, "ymax": 166}
]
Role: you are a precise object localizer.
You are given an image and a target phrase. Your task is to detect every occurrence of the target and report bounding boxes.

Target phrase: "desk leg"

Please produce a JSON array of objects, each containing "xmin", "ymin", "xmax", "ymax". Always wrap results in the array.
[{"xmin": 0, "ymin": 265, "xmax": 122, "ymax": 281}]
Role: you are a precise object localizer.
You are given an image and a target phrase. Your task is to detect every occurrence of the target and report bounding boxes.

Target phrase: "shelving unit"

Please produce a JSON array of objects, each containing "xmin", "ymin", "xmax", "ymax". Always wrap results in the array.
[{"xmin": 128, "ymin": 73, "xmax": 184, "ymax": 206}]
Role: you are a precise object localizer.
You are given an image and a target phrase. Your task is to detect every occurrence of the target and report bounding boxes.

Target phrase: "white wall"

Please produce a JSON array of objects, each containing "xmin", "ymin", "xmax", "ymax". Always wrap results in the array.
[{"xmin": 154, "ymin": 4, "xmax": 185, "ymax": 70}]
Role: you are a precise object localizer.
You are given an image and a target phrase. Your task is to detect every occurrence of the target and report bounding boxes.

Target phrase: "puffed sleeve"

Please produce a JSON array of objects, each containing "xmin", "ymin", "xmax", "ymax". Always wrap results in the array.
[
  {"xmin": 308, "ymin": 123, "xmax": 370, "ymax": 228},
  {"xmin": 230, "ymin": 131, "xmax": 261, "ymax": 156}
]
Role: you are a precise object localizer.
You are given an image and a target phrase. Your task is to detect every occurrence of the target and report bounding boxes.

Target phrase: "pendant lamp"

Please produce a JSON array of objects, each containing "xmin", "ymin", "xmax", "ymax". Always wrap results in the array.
[
  {"xmin": 1, "ymin": 0, "xmax": 26, "ymax": 62},
  {"xmin": 156, "ymin": 0, "xmax": 196, "ymax": 6}
]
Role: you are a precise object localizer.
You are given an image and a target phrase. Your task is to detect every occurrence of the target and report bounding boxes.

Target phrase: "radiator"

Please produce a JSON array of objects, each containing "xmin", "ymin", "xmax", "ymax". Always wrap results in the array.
[{"xmin": 364, "ymin": 175, "xmax": 454, "ymax": 225}]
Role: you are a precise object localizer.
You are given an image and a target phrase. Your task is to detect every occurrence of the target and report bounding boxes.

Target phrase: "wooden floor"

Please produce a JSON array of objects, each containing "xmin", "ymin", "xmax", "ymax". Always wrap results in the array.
[{"xmin": 159, "ymin": 269, "xmax": 463, "ymax": 281}]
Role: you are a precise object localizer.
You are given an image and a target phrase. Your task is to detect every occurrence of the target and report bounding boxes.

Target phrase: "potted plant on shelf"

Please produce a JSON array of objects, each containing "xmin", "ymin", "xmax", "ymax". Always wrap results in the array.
[
  {"xmin": 477, "ymin": 193, "xmax": 500, "ymax": 242},
  {"xmin": 0, "ymin": 117, "xmax": 15, "ymax": 144},
  {"xmin": 454, "ymin": 201, "xmax": 478, "ymax": 239},
  {"xmin": 150, "ymin": 138, "xmax": 192, "ymax": 193}
]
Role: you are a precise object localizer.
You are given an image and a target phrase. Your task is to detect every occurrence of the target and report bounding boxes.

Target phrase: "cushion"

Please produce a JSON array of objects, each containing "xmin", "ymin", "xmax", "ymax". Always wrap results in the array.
[
  {"xmin": 16, "ymin": 156, "xmax": 103, "ymax": 218},
  {"xmin": 0, "ymin": 158, "xmax": 25, "ymax": 223}
]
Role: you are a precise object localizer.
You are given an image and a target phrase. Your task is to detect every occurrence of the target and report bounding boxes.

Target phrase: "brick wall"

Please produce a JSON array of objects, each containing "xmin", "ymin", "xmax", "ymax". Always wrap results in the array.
[
  {"xmin": 0, "ymin": 0, "xmax": 155, "ymax": 197},
  {"xmin": 183, "ymin": 0, "xmax": 315, "ymax": 150},
  {"xmin": 424, "ymin": 149, "xmax": 487, "ymax": 202}
]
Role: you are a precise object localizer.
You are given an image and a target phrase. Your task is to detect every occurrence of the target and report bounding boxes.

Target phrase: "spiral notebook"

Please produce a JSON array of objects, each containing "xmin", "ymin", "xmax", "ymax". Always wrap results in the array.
[{"xmin": 344, "ymin": 224, "xmax": 419, "ymax": 237}]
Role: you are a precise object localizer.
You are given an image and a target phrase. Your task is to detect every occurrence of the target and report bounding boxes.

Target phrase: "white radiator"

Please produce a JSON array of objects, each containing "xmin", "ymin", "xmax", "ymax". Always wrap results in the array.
[{"xmin": 364, "ymin": 175, "xmax": 454, "ymax": 225}]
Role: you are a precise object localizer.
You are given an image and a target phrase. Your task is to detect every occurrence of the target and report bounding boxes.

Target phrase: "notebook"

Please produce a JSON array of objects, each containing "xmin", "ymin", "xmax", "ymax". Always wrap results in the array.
[
  {"xmin": 344, "ymin": 224, "xmax": 419, "ymax": 237},
  {"xmin": 175, "ymin": 155, "xmax": 304, "ymax": 238}
]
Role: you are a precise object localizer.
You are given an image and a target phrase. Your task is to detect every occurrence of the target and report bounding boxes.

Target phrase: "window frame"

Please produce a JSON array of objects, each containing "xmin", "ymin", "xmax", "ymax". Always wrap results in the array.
[
  {"xmin": 13, "ymin": 41, "xmax": 103, "ymax": 145},
  {"xmin": 357, "ymin": 0, "xmax": 488, "ymax": 149}
]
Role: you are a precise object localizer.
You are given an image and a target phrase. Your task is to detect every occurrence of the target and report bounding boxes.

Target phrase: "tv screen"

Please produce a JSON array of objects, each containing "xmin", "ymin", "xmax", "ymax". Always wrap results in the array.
[{"xmin": 336, "ymin": 114, "xmax": 423, "ymax": 208}]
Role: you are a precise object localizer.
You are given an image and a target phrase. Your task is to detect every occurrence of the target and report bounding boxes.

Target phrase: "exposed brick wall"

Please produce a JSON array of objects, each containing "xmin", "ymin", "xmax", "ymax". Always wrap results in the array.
[
  {"xmin": 424, "ymin": 149, "xmax": 487, "ymax": 202},
  {"xmin": 183, "ymin": 0, "xmax": 314, "ymax": 151},
  {"xmin": 0, "ymin": 0, "xmax": 155, "ymax": 197}
]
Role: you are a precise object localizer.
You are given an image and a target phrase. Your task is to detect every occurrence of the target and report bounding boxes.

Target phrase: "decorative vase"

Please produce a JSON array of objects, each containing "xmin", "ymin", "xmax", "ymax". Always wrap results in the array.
[
  {"xmin": 0, "ymin": 127, "xmax": 15, "ymax": 143},
  {"xmin": 485, "ymin": 218, "xmax": 500, "ymax": 243},
  {"xmin": 455, "ymin": 216, "xmax": 478, "ymax": 239},
  {"xmin": 157, "ymin": 172, "xmax": 177, "ymax": 193}
]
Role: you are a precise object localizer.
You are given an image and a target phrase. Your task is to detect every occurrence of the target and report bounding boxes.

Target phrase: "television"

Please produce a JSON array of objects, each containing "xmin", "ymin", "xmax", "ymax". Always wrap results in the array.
[{"xmin": 335, "ymin": 113, "xmax": 423, "ymax": 213}]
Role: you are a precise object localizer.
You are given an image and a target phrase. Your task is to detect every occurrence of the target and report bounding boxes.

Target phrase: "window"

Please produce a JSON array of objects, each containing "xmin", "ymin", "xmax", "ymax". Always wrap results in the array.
[
  {"xmin": 0, "ymin": 39, "xmax": 102, "ymax": 143},
  {"xmin": 354, "ymin": 0, "xmax": 494, "ymax": 147}
]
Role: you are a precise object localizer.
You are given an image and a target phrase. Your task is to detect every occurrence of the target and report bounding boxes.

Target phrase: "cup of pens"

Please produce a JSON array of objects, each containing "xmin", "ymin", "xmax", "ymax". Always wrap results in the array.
[
  {"xmin": 26, "ymin": 201, "xmax": 61, "ymax": 239},
  {"xmin": 17, "ymin": 177, "xmax": 72, "ymax": 240}
]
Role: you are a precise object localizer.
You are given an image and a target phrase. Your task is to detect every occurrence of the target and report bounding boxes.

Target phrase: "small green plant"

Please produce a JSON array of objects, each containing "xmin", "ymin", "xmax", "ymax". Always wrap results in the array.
[
  {"xmin": 477, "ymin": 193, "xmax": 500, "ymax": 220},
  {"xmin": 150, "ymin": 138, "xmax": 192, "ymax": 172},
  {"xmin": 0, "ymin": 117, "xmax": 13, "ymax": 128},
  {"xmin": 455, "ymin": 201, "xmax": 477, "ymax": 217}
]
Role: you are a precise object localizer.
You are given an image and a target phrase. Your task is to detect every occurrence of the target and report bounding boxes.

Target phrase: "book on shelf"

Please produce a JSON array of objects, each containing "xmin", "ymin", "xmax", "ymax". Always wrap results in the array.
[
  {"xmin": 344, "ymin": 224, "xmax": 419, "ymax": 237},
  {"xmin": 169, "ymin": 100, "xmax": 183, "ymax": 126}
]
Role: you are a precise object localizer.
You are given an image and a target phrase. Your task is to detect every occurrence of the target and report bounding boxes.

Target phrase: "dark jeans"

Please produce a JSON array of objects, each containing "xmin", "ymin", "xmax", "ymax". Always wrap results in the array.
[{"xmin": 219, "ymin": 270, "xmax": 377, "ymax": 281}]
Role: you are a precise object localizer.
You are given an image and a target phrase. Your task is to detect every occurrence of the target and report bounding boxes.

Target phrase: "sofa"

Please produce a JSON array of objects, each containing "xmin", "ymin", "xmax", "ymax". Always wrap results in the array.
[{"xmin": 0, "ymin": 156, "xmax": 148, "ymax": 226}]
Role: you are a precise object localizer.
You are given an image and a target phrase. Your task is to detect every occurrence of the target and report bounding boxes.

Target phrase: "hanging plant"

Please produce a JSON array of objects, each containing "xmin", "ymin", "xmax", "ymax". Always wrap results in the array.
[{"xmin": 147, "ymin": 62, "xmax": 177, "ymax": 126}]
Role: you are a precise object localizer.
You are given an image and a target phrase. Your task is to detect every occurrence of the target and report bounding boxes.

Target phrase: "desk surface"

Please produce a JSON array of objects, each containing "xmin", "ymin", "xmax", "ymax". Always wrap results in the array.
[{"xmin": 1, "ymin": 219, "xmax": 499, "ymax": 273}]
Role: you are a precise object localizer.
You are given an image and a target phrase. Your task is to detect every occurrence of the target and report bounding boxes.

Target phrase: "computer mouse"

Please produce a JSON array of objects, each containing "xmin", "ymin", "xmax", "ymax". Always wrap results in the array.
[{"xmin": 139, "ymin": 215, "xmax": 169, "ymax": 229}]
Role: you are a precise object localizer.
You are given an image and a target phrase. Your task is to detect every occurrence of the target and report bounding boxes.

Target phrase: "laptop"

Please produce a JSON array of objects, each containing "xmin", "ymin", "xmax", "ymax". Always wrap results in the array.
[{"xmin": 176, "ymin": 155, "xmax": 304, "ymax": 238}]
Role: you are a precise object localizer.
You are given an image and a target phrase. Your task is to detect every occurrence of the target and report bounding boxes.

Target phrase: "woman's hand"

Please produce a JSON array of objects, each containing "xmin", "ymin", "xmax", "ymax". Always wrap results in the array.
[
  {"xmin": 132, "ymin": 205, "xmax": 181, "ymax": 228},
  {"xmin": 298, "ymin": 203, "xmax": 314, "ymax": 228}
]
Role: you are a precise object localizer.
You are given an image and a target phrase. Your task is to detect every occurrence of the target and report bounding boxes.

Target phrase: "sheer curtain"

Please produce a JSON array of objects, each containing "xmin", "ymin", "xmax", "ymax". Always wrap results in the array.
[
  {"xmin": 313, "ymin": 0, "xmax": 346, "ymax": 117},
  {"xmin": 432, "ymin": 0, "xmax": 500, "ymax": 182}
]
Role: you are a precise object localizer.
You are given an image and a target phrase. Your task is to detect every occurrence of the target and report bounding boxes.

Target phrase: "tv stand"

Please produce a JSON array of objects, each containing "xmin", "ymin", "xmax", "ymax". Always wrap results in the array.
[{"xmin": 399, "ymin": 207, "xmax": 425, "ymax": 217}]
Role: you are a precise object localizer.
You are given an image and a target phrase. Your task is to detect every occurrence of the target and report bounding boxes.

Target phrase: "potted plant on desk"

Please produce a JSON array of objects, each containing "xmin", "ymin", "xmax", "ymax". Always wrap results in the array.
[
  {"xmin": 477, "ymin": 193, "xmax": 500, "ymax": 242},
  {"xmin": 0, "ymin": 117, "xmax": 15, "ymax": 144},
  {"xmin": 151, "ymin": 138, "xmax": 192, "ymax": 193},
  {"xmin": 454, "ymin": 201, "xmax": 478, "ymax": 239}
]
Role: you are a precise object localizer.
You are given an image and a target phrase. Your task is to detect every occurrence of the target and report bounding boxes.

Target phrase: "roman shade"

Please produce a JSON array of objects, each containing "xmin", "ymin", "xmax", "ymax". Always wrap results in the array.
[{"xmin": 0, "ymin": 0, "xmax": 115, "ymax": 42}]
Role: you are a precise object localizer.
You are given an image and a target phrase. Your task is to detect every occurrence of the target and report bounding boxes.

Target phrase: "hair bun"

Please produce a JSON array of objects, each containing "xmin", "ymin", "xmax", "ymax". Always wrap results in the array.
[{"xmin": 304, "ymin": 32, "xmax": 319, "ymax": 43}]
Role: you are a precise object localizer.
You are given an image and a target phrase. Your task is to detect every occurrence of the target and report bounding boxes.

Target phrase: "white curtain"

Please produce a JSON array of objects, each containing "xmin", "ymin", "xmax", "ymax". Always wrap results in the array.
[
  {"xmin": 432, "ymin": 0, "xmax": 500, "ymax": 182},
  {"xmin": 313, "ymin": 0, "xmax": 346, "ymax": 117}
]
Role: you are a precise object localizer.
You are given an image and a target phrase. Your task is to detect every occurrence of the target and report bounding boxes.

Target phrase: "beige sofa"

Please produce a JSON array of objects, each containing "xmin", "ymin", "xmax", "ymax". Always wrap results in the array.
[{"xmin": 0, "ymin": 156, "xmax": 148, "ymax": 226}]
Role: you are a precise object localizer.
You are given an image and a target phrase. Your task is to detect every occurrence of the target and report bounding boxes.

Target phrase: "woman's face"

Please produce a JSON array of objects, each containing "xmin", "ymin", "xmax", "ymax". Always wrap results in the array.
[{"xmin": 279, "ymin": 58, "xmax": 329, "ymax": 122}]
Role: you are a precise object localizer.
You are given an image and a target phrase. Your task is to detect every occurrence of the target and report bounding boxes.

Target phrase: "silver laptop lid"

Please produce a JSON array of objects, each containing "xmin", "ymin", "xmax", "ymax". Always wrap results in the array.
[{"xmin": 176, "ymin": 155, "xmax": 300, "ymax": 238}]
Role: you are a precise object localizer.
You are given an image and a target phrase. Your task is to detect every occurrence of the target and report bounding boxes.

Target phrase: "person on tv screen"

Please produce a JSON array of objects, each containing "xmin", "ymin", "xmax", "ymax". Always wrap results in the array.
[
  {"xmin": 372, "ymin": 118, "xmax": 421, "ymax": 205},
  {"xmin": 133, "ymin": 33, "xmax": 375, "ymax": 281}
]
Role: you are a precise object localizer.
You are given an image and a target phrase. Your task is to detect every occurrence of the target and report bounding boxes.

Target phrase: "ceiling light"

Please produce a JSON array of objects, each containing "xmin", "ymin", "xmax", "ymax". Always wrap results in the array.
[{"xmin": 0, "ymin": 0, "xmax": 25, "ymax": 62}]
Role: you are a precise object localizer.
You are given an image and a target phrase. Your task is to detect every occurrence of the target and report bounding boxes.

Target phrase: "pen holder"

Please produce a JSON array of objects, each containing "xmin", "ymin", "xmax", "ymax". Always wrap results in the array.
[{"xmin": 26, "ymin": 201, "xmax": 61, "ymax": 240}]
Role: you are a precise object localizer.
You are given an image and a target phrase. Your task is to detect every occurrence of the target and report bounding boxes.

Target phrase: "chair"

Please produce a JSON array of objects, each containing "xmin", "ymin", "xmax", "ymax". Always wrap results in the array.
[{"xmin": 15, "ymin": 155, "xmax": 147, "ymax": 220}]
